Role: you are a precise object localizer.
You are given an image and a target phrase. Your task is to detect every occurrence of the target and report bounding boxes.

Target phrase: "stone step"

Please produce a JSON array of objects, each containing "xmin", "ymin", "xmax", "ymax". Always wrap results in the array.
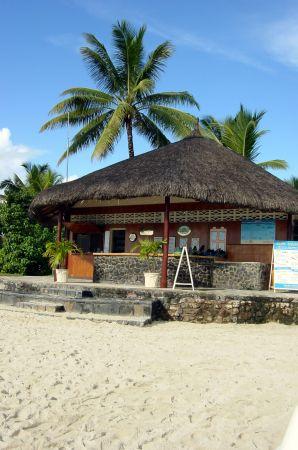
[
  {"xmin": 0, "ymin": 304, "xmax": 151, "ymax": 326},
  {"xmin": 15, "ymin": 301, "xmax": 65, "ymax": 313},
  {"xmin": 0, "ymin": 290, "xmax": 153, "ymax": 319},
  {"xmin": 2, "ymin": 280, "xmax": 94, "ymax": 299}
]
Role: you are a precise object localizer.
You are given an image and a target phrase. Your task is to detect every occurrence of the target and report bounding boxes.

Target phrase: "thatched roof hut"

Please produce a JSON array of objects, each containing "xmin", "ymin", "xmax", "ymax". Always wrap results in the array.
[{"xmin": 30, "ymin": 136, "xmax": 298, "ymax": 220}]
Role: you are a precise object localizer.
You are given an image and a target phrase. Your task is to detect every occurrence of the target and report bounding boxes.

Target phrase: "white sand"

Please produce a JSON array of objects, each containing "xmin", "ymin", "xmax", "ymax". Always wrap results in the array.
[{"xmin": 0, "ymin": 307, "xmax": 297, "ymax": 450}]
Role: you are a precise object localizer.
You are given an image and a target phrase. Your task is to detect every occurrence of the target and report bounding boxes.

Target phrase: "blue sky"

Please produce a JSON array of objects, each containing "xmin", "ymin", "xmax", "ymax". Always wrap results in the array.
[{"xmin": 0, "ymin": 0, "xmax": 298, "ymax": 183}]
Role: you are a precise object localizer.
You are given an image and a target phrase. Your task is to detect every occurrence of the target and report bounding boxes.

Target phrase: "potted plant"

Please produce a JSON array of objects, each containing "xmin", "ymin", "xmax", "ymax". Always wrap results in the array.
[
  {"xmin": 131, "ymin": 239, "xmax": 164, "ymax": 288},
  {"xmin": 44, "ymin": 240, "xmax": 81, "ymax": 283}
]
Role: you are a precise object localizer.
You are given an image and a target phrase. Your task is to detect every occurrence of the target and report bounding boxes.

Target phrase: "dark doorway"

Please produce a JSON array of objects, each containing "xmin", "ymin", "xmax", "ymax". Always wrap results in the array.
[{"xmin": 111, "ymin": 230, "xmax": 126, "ymax": 252}]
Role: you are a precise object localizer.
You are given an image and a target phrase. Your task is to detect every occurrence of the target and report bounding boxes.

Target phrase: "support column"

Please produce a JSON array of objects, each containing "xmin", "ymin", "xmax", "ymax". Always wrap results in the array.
[
  {"xmin": 287, "ymin": 213, "xmax": 293, "ymax": 240},
  {"xmin": 161, "ymin": 196, "xmax": 170, "ymax": 288},
  {"xmin": 57, "ymin": 211, "xmax": 63, "ymax": 242}
]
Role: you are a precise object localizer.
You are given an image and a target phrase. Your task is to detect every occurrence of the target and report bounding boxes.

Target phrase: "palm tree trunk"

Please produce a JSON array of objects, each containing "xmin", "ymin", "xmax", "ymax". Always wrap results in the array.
[{"xmin": 125, "ymin": 117, "xmax": 134, "ymax": 158}]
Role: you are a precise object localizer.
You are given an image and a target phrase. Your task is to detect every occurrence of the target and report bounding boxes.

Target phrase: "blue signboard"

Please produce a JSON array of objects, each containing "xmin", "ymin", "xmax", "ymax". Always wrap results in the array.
[
  {"xmin": 273, "ymin": 241, "xmax": 298, "ymax": 291},
  {"xmin": 241, "ymin": 220, "xmax": 275, "ymax": 244}
]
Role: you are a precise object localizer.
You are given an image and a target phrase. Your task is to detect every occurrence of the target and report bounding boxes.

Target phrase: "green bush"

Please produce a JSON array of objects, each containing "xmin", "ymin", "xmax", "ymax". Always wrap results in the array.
[{"xmin": 0, "ymin": 190, "xmax": 55, "ymax": 275}]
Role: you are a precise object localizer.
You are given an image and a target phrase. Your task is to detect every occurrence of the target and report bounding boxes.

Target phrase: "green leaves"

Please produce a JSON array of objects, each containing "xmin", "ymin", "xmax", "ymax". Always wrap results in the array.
[
  {"xmin": 149, "ymin": 105, "xmax": 198, "ymax": 138},
  {"xmin": 286, "ymin": 176, "xmax": 298, "ymax": 190},
  {"xmin": 201, "ymin": 105, "xmax": 287, "ymax": 171},
  {"xmin": 44, "ymin": 240, "xmax": 81, "ymax": 269},
  {"xmin": 0, "ymin": 190, "xmax": 55, "ymax": 275},
  {"xmin": 41, "ymin": 20, "xmax": 199, "ymax": 161},
  {"xmin": 91, "ymin": 105, "xmax": 127, "ymax": 159}
]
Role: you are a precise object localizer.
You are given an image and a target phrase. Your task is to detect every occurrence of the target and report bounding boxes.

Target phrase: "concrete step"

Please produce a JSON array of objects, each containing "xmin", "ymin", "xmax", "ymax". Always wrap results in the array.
[
  {"xmin": 0, "ymin": 304, "xmax": 151, "ymax": 326},
  {"xmin": 15, "ymin": 301, "xmax": 65, "ymax": 313},
  {"xmin": 2, "ymin": 280, "xmax": 94, "ymax": 299},
  {"xmin": 0, "ymin": 290, "xmax": 153, "ymax": 320}
]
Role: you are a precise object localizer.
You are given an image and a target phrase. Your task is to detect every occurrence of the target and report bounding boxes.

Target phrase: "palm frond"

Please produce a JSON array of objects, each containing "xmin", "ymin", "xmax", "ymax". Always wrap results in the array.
[
  {"xmin": 82, "ymin": 33, "xmax": 120, "ymax": 92},
  {"xmin": 91, "ymin": 105, "xmax": 127, "ymax": 159},
  {"xmin": 139, "ymin": 91, "xmax": 199, "ymax": 109},
  {"xmin": 58, "ymin": 111, "xmax": 114, "ymax": 164},
  {"xmin": 112, "ymin": 21, "xmax": 146, "ymax": 90},
  {"xmin": 286, "ymin": 176, "xmax": 298, "ymax": 190},
  {"xmin": 149, "ymin": 105, "xmax": 198, "ymax": 137},
  {"xmin": 138, "ymin": 41, "xmax": 173, "ymax": 82},
  {"xmin": 80, "ymin": 46, "xmax": 119, "ymax": 92},
  {"xmin": 40, "ymin": 109, "xmax": 100, "ymax": 132},
  {"xmin": 133, "ymin": 111, "xmax": 170, "ymax": 148},
  {"xmin": 258, "ymin": 159, "xmax": 288, "ymax": 170},
  {"xmin": 48, "ymin": 91, "xmax": 113, "ymax": 115}
]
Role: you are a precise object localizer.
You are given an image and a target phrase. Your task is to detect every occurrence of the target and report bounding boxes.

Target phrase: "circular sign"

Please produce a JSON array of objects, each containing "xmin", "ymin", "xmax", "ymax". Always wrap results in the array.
[
  {"xmin": 129, "ymin": 233, "xmax": 137, "ymax": 242},
  {"xmin": 178, "ymin": 225, "xmax": 191, "ymax": 237}
]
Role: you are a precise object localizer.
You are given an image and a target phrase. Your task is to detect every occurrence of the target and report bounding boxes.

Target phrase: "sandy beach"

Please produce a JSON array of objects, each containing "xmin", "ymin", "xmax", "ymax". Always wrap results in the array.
[{"xmin": 0, "ymin": 307, "xmax": 297, "ymax": 449}]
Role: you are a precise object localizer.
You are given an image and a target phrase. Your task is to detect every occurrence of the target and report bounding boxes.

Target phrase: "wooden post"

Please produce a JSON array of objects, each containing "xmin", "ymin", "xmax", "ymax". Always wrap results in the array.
[
  {"xmin": 161, "ymin": 196, "xmax": 170, "ymax": 288},
  {"xmin": 287, "ymin": 213, "xmax": 293, "ymax": 240},
  {"xmin": 57, "ymin": 211, "xmax": 63, "ymax": 242}
]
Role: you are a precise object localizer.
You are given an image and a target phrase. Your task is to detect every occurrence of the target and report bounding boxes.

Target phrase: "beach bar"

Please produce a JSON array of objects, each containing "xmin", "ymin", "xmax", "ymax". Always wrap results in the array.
[{"xmin": 30, "ymin": 135, "xmax": 298, "ymax": 289}]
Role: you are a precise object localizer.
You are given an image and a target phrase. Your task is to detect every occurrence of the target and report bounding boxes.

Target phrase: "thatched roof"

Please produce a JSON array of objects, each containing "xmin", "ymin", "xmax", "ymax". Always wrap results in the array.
[{"xmin": 30, "ymin": 136, "xmax": 298, "ymax": 220}]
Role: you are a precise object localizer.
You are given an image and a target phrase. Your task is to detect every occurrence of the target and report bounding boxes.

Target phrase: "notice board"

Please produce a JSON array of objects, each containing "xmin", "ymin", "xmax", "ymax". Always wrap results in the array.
[
  {"xmin": 272, "ymin": 241, "xmax": 298, "ymax": 291},
  {"xmin": 241, "ymin": 219, "xmax": 275, "ymax": 244}
]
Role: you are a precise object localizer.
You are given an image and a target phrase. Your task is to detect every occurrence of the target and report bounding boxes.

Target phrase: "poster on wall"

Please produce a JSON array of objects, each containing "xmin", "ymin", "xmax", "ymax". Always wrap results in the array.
[
  {"xmin": 179, "ymin": 237, "xmax": 188, "ymax": 248},
  {"xmin": 272, "ymin": 241, "xmax": 298, "ymax": 291},
  {"xmin": 191, "ymin": 237, "xmax": 200, "ymax": 250},
  {"xmin": 241, "ymin": 220, "xmax": 275, "ymax": 244},
  {"xmin": 154, "ymin": 236, "xmax": 176, "ymax": 253}
]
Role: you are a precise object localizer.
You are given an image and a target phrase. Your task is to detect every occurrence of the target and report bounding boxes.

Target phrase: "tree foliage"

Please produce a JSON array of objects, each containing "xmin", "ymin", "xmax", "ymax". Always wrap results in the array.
[
  {"xmin": 286, "ymin": 176, "xmax": 298, "ymax": 190},
  {"xmin": 0, "ymin": 189, "xmax": 55, "ymax": 275},
  {"xmin": 41, "ymin": 20, "xmax": 199, "ymax": 161},
  {"xmin": 199, "ymin": 105, "xmax": 288, "ymax": 171},
  {"xmin": 0, "ymin": 162, "xmax": 62, "ymax": 275}
]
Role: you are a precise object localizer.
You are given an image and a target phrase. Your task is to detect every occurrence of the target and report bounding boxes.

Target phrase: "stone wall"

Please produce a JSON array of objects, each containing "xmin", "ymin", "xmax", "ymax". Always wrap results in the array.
[
  {"xmin": 93, "ymin": 255, "xmax": 270, "ymax": 290},
  {"xmin": 212, "ymin": 262, "xmax": 270, "ymax": 290},
  {"xmin": 1, "ymin": 277, "xmax": 297, "ymax": 324},
  {"xmin": 160, "ymin": 293, "xmax": 298, "ymax": 324}
]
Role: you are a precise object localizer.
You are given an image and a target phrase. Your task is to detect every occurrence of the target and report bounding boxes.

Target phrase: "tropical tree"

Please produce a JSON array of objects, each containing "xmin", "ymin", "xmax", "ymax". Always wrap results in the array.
[
  {"xmin": 0, "ymin": 162, "xmax": 63, "ymax": 197},
  {"xmin": 40, "ymin": 20, "xmax": 199, "ymax": 162},
  {"xmin": 199, "ymin": 105, "xmax": 288, "ymax": 170},
  {"xmin": 286, "ymin": 176, "xmax": 298, "ymax": 190}
]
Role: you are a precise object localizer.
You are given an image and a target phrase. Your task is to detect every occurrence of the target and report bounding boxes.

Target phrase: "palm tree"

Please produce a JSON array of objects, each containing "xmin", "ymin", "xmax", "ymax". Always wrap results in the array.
[
  {"xmin": 0, "ymin": 163, "xmax": 63, "ymax": 197},
  {"xmin": 286, "ymin": 176, "xmax": 298, "ymax": 190},
  {"xmin": 200, "ymin": 105, "xmax": 288, "ymax": 170},
  {"xmin": 40, "ymin": 21, "xmax": 199, "ymax": 162}
]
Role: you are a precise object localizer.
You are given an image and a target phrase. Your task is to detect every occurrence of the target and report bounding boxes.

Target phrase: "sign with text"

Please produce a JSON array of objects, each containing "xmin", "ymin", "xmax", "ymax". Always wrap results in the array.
[
  {"xmin": 241, "ymin": 220, "xmax": 275, "ymax": 244},
  {"xmin": 273, "ymin": 241, "xmax": 298, "ymax": 291}
]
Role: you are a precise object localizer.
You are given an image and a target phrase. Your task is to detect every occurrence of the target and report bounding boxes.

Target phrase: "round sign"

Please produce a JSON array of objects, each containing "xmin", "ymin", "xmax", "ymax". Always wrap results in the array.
[
  {"xmin": 178, "ymin": 225, "xmax": 191, "ymax": 237},
  {"xmin": 129, "ymin": 233, "xmax": 137, "ymax": 242}
]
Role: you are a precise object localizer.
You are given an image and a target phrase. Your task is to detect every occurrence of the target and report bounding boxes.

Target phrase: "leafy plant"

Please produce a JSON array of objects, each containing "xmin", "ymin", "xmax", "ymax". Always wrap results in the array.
[
  {"xmin": 43, "ymin": 240, "xmax": 81, "ymax": 270},
  {"xmin": 198, "ymin": 105, "xmax": 288, "ymax": 171},
  {"xmin": 41, "ymin": 20, "xmax": 199, "ymax": 161},
  {"xmin": 0, "ymin": 162, "xmax": 63, "ymax": 199},
  {"xmin": 0, "ymin": 189, "xmax": 55, "ymax": 275},
  {"xmin": 131, "ymin": 239, "xmax": 164, "ymax": 271},
  {"xmin": 286, "ymin": 176, "xmax": 298, "ymax": 190}
]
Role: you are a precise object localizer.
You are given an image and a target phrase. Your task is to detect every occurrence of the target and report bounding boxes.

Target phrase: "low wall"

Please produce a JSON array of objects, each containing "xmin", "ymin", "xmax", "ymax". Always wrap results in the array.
[
  {"xmin": 1, "ymin": 278, "xmax": 297, "ymax": 324},
  {"xmin": 93, "ymin": 255, "xmax": 270, "ymax": 290}
]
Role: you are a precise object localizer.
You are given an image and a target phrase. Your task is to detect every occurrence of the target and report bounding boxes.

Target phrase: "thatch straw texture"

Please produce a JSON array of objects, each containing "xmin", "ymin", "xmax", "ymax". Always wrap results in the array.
[{"xmin": 30, "ymin": 137, "xmax": 298, "ymax": 219}]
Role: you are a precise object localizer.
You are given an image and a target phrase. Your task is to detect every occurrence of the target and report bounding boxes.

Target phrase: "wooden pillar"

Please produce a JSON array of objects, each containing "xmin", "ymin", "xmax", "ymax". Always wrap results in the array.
[
  {"xmin": 161, "ymin": 196, "xmax": 170, "ymax": 288},
  {"xmin": 287, "ymin": 213, "xmax": 293, "ymax": 240},
  {"xmin": 57, "ymin": 211, "xmax": 63, "ymax": 242}
]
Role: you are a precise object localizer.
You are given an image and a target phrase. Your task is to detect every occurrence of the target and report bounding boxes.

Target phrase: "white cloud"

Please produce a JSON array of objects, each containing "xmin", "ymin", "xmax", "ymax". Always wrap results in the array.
[
  {"xmin": 0, "ymin": 128, "xmax": 39, "ymax": 185},
  {"xmin": 263, "ymin": 17, "xmax": 298, "ymax": 67}
]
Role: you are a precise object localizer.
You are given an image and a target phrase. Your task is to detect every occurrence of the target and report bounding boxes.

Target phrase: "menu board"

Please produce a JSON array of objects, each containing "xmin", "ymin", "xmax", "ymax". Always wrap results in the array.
[
  {"xmin": 241, "ymin": 220, "xmax": 275, "ymax": 244},
  {"xmin": 273, "ymin": 241, "xmax": 298, "ymax": 291}
]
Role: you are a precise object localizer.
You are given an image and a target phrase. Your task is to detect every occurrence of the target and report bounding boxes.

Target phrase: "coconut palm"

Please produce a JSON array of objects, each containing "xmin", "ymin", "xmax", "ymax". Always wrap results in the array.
[
  {"xmin": 40, "ymin": 20, "xmax": 199, "ymax": 162},
  {"xmin": 0, "ymin": 163, "xmax": 63, "ymax": 197},
  {"xmin": 200, "ymin": 105, "xmax": 288, "ymax": 170},
  {"xmin": 286, "ymin": 176, "xmax": 298, "ymax": 190}
]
